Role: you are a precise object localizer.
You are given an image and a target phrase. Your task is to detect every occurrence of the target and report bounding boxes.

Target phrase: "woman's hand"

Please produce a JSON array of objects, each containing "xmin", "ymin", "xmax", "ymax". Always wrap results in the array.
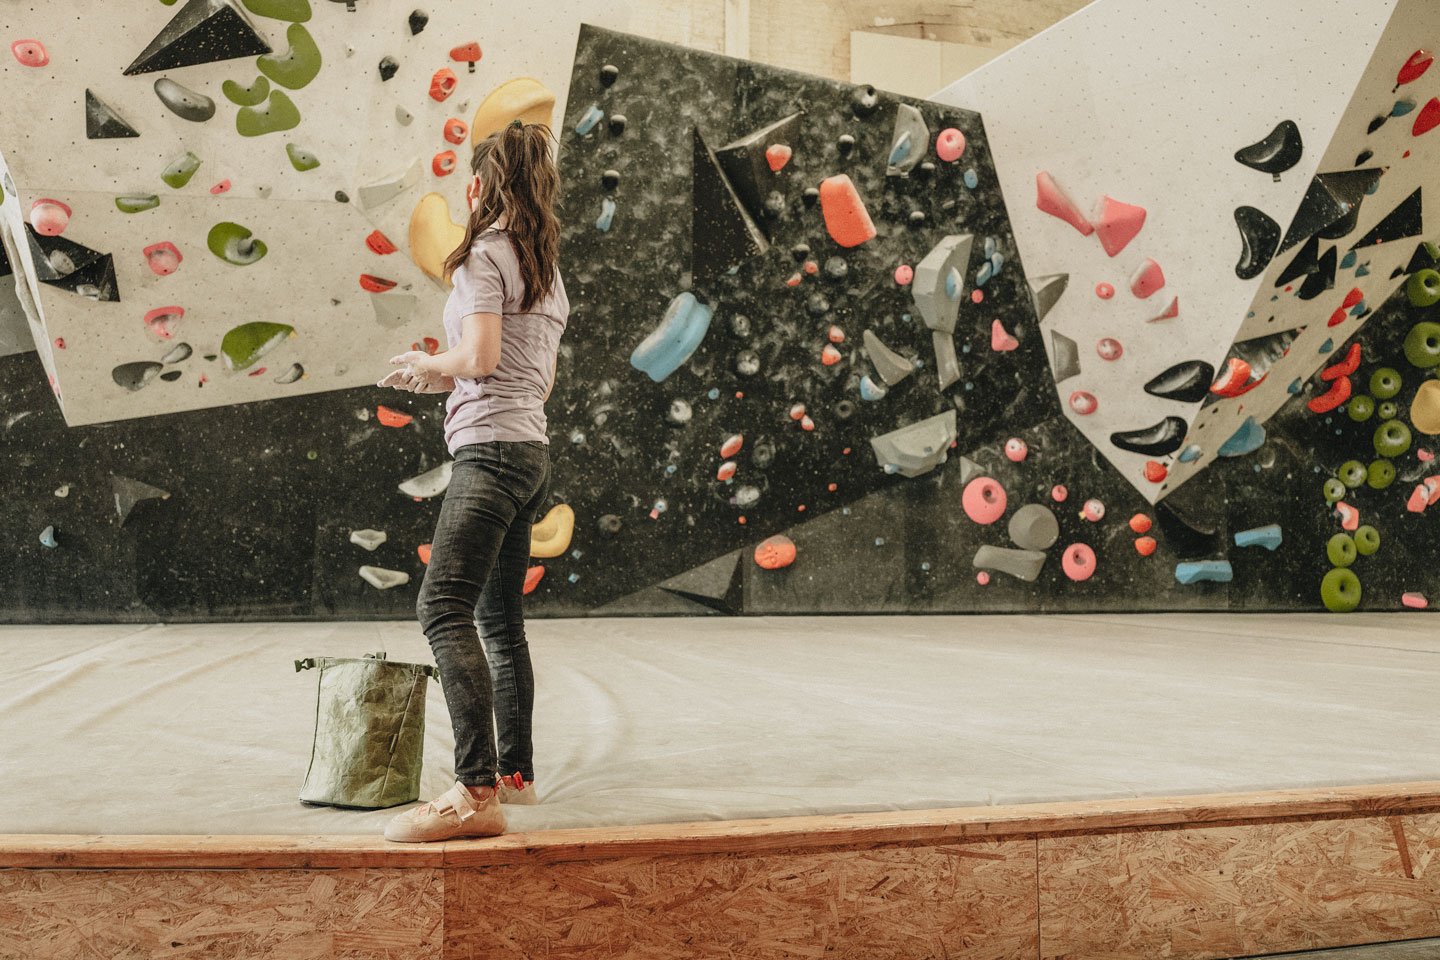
[{"xmin": 379, "ymin": 352, "xmax": 453, "ymax": 393}]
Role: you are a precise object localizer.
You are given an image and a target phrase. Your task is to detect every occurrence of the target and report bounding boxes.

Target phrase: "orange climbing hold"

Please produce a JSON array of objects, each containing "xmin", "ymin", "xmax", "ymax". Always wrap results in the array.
[
  {"xmin": 429, "ymin": 67, "xmax": 458, "ymax": 102},
  {"xmin": 1129, "ymin": 513, "xmax": 1152, "ymax": 534},
  {"xmin": 1143, "ymin": 460, "xmax": 1167, "ymax": 483},
  {"xmin": 444, "ymin": 118, "xmax": 469, "ymax": 144},
  {"xmin": 765, "ymin": 144, "xmax": 792, "ymax": 172},
  {"xmin": 365, "ymin": 230, "xmax": 397, "ymax": 255},
  {"xmin": 432, "ymin": 150, "xmax": 458, "ymax": 176},
  {"xmin": 1307, "ymin": 375, "xmax": 1351, "ymax": 414},
  {"xmin": 818, "ymin": 174, "xmax": 876, "ymax": 248},
  {"xmin": 377, "ymin": 405, "xmax": 413, "ymax": 427},
  {"xmin": 450, "ymin": 42, "xmax": 482, "ymax": 73},
  {"xmin": 417, "ymin": 544, "xmax": 432, "ymax": 564},
  {"xmin": 1134, "ymin": 536, "xmax": 1157, "ymax": 556},
  {"xmin": 1320, "ymin": 342, "xmax": 1361, "ymax": 380},
  {"xmin": 821, "ymin": 344, "xmax": 842, "ymax": 366},
  {"xmin": 523, "ymin": 565, "xmax": 545, "ymax": 594},
  {"xmin": 753, "ymin": 534, "xmax": 797, "ymax": 570},
  {"xmin": 360, "ymin": 274, "xmax": 397, "ymax": 292}
]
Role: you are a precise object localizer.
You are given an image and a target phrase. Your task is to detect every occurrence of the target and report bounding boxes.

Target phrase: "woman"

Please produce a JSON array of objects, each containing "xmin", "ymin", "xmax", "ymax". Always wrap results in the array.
[{"xmin": 379, "ymin": 120, "xmax": 568, "ymax": 843}]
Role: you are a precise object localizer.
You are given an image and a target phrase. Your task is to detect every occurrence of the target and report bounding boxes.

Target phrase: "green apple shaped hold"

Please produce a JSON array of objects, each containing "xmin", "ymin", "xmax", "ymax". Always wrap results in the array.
[
  {"xmin": 161, "ymin": 151, "xmax": 202, "ymax": 189},
  {"xmin": 237, "ymin": 90, "xmax": 302, "ymax": 137},
  {"xmin": 222, "ymin": 75, "xmax": 271, "ymax": 106},
  {"xmin": 207, "ymin": 222, "xmax": 268, "ymax": 265},
  {"xmin": 221, "ymin": 322, "xmax": 295, "ymax": 371},
  {"xmin": 257, "ymin": 24, "xmax": 322, "ymax": 90},
  {"xmin": 116, "ymin": 194, "xmax": 160, "ymax": 213},
  {"xmin": 241, "ymin": 0, "xmax": 312, "ymax": 21},
  {"xmin": 286, "ymin": 143, "xmax": 320, "ymax": 172}
]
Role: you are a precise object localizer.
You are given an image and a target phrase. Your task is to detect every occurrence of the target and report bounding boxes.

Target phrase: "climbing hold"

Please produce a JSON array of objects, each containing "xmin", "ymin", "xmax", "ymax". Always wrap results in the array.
[
  {"xmin": 573, "ymin": 103, "xmax": 603, "ymax": 135},
  {"xmin": 1096, "ymin": 338, "xmax": 1122, "ymax": 361},
  {"xmin": 1008, "ymin": 503, "xmax": 1058, "ymax": 551},
  {"xmin": 870, "ymin": 412, "xmax": 957, "ymax": 478},
  {"xmin": 222, "ymin": 75, "xmax": 270, "ymax": 106},
  {"xmin": 1354, "ymin": 525, "xmax": 1380, "ymax": 556},
  {"xmin": 820, "ymin": 343, "xmax": 842, "ymax": 367},
  {"xmin": 427, "ymin": 67, "xmax": 459, "ymax": 103},
  {"xmin": 991, "ymin": 319, "xmax": 1019, "ymax": 352},
  {"xmin": 850, "ymin": 84, "xmax": 879, "ymax": 118},
  {"xmin": 378, "ymin": 56, "xmax": 399, "ymax": 81},
  {"xmin": 1095, "ymin": 282, "xmax": 1114, "ymax": 299},
  {"xmin": 1029, "ymin": 274, "xmax": 1068, "ymax": 325},
  {"xmin": 112, "ymin": 476, "xmax": 170, "ymax": 524},
  {"xmin": 258, "ymin": 23, "xmax": 322, "ymax": 90},
  {"xmin": 1234, "ymin": 206, "xmax": 1281, "ymax": 279},
  {"xmin": 1175, "ymin": 561, "xmax": 1233, "ymax": 585},
  {"xmin": 38, "ymin": 526, "xmax": 58, "ymax": 549},
  {"xmin": 1334, "ymin": 501, "xmax": 1361, "ymax": 531},
  {"xmin": 432, "ymin": 150, "xmax": 457, "ymax": 176},
  {"xmin": 1327, "ymin": 533, "xmax": 1356, "ymax": 567},
  {"xmin": 531, "ymin": 504, "xmax": 575, "ymax": 558},
  {"xmin": 1129, "ymin": 514, "xmax": 1152, "ymax": 534},
  {"xmin": 376, "ymin": 405, "xmax": 411, "ymax": 427},
  {"xmin": 1234, "ymin": 120, "xmax": 1303, "ymax": 180},
  {"xmin": 161, "ymin": 151, "xmax": 203, "ymax": 189},
  {"xmin": 359, "ymin": 566, "xmax": 410, "ymax": 590},
  {"xmin": 1081, "ymin": 500, "xmax": 1105, "ymax": 523},
  {"xmin": 365, "ymin": 230, "xmax": 397, "ymax": 255},
  {"xmin": 125, "ymin": 0, "xmax": 271, "ymax": 75},
  {"xmin": 1320, "ymin": 342, "xmax": 1361, "ymax": 381},
  {"xmin": 1051, "ymin": 485, "xmax": 1068, "ymax": 503},
  {"xmin": 1093, "ymin": 196, "xmax": 1147, "ymax": 257},
  {"xmin": 408, "ymin": 9, "xmax": 428, "ymax": 33},
  {"xmin": 1129, "ymin": 258, "xmax": 1165, "ymax": 299},
  {"xmin": 936, "ymin": 128, "xmax": 965, "ymax": 163},
  {"xmin": 408, "ymin": 192, "xmax": 465, "ymax": 280},
  {"xmin": 210, "ymin": 180, "xmax": 231, "ymax": 195},
  {"xmin": 863, "ymin": 329, "xmax": 914, "ymax": 386},
  {"xmin": 973, "ymin": 545, "xmax": 1046, "ymax": 582},
  {"xmin": 594, "ymin": 197, "xmax": 616, "ymax": 232},
  {"xmin": 144, "ymin": 306, "xmax": 184, "ymax": 339},
  {"xmin": 1146, "ymin": 296, "xmax": 1180, "ymax": 323},
  {"xmin": 886, "ymin": 103, "xmax": 930, "ymax": 177},
  {"xmin": 1217, "ymin": 416, "xmax": 1265, "ymax": 457},
  {"xmin": 716, "ymin": 461, "xmax": 737, "ymax": 482},
  {"xmin": 444, "ymin": 118, "xmax": 468, "ymax": 144},
  {"xmin": 1134, "ymin": 537, "xmax": 1156, "ymax": 557},
  {"xmin": 1035, "ymin": 172, "xmax": 1093, "ymax": 236},
  {"xmin": 236, "ymin": 90, "xmax": 301, "ymax": 136},
  {"xmin": 221, "ymin": 321, "xmax": 292, "ymax": 371},
  {"xmin": 1403, "ymin": 592, "xmax": 1428, "ymax": 609},
  {"xmin": 1004, "ymin": 438, "xmax": 1028, "ymax": 463},
  {"xmin": 1144, "ymin": 360, "xmax": 1213, "ymax": 403},
  {"xmin": 1411, "ymin": 380, "xmax": 1440, "ymax": 434},
  {"xmin": 30, "ymin": 199, "xmax": 71, "ymax": 237},
  {"xmin": 399, "ymin": 462, "xmax": 453, "ymax": 499},
  {"xmin": 85, "ymin": 90, "xmax": 140, "ymax": 139},
  {"xmin": 161, "ymin": 343, "xmax": 192, "ymax": 364},
  {"xmin": 1348, "ymin": 396, "xmax": 1375, "ymax": 422},
  {"xmin": 143, "ymin": 242, "xmax": 182, "ymax": 276},
  {"xmin": 912, "ymin": 234, "xmax": 974, "ymax": 335},
  {"xmin": 819, "ymin": 174, "xmax": 876, "ymax": 248},
  {"xmin": 1061, "ymin": 544, "xmax": 1096, "ymax": 582},
  {"xmin": 207, "ymin": 222, "xmax": 267, "ymax": 265},
  {"xmin": 349, "ymin": 529, "xmax": 387, "ymax": 551},
  {"xmin": 1408, "ymin": 269, "xmax": 1440, "ymax": 307},
  {"xmin": 894, "ymin": 264, "xmax": 913, "ymax": 285},
  {"xmin": 471, "ymin": 77, "xmax": 556, "ymax": 144},
  {"xmin": 112, "ymin": 361, "xmax": 164, "ymax": 392},
  {"xmin": 523, "ymin": 566, "xmax": 544, "ymax": 595},
  {"xmin": 754, "ymin": 535, "xmax": 797, "ymax": 571},
  {"xmin": 1374, "ymin": 419, "xmax": 1412, "ymax": 458},
  {"xmin": 1307, "ymin": 375, "xmax": 1351, "ymax": 414},
  {"xmin": 765, "ymin": 144, "xmax": 791, "ymax": 172},
  {"xmin": 1069, "ymin": 390, "xmax": 1097, "ymax": 416},
  {"xmin": 153, "ymin": 78, "xmax": 215, "ymax": 122},
  {"xmin": 859, "ymin": 376, "xmax": 888, "ymax": 401},
  {"xmin": 962, "ymin": 477, "xmax": 1007, "ymax": 525},
  {"xmin": 1210, "ymin": 357, "xmax": 1263, "ymax": 398},
  {"xmin": 1111, "ymin": 417, "xmax": 1187, "ymax": 456},
  {"xmin": 1320, "ymin": 568, "xmax": 1361, "ymax": 613},
  {"xmin": 1404, "ymin": 322, "xmax": 1440, "ymax": 368},
  {"xmin": 1142, "ymin": 461, "xmax": 1168, "ymax": 483},
  {"xmin": 11, "ymin": 38, "xmax": 48, "ymax": 67},
  {"xmin": 359, "ymin": 274, "xmax": 397, "ymax": 292},
  {"xmin": 1414, "ymin": 98, "xmax": 1440, "ymax": 138},
  {"xmin": 630, "ymin": 292, "xmax": 713, "ymax": 382},
  {"xmin": 450, "ymin": 42, "xmax": 482, "ymax": 73}
]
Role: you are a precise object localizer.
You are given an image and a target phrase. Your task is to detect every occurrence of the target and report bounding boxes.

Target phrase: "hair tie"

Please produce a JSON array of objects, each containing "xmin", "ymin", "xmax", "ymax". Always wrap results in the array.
[{"xmin": 509, "ymin": 119, "xmax": 523, "ymax": 129}]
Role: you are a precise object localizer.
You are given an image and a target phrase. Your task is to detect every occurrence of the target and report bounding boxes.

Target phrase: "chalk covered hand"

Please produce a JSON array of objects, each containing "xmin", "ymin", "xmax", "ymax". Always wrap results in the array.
[{"xmin": 379, "ymin": 351, "xmax": 449, "ymax": 393}]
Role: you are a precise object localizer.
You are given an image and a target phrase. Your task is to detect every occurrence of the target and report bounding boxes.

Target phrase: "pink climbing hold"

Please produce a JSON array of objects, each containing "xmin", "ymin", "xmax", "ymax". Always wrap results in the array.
[
  {"xmin": 143, "ymin": 241, "xmax": 182, "ymax": 276},
  {"xmin": 1095, "ymin": 282, "xmax": 1115, "ymax": 300},
  {"xmin": 716, "ymin": 461, "xmax": 737, "ymax": 482},
  {"xmin": 962, "ymin": 477, "xmax": 1007, "ymax": 525},
  {"xmin": 1051, "ymin": 484, "xmax": 1069, "ymax": 503},
  {"xmin": 821, "ymin": 343, "xmax": 841, "ymax": 366},
  {"xmin": 1035, "ymin": 171, "xmax": 1094, "ymax": 237},
  {"xmin": 210, "ymin": 180, "xmax": 232, "ymax": 195},
  {"xmin": 1334, "ymin": 501, "xmax": 1359, "ymax": 531},
  {"xmin": 1061, "ymin": 543, "xmax": 1096, "ymax": 582},
  {"xmin": 11, "ymin": 39, "xmax": 48, "ymax": 67},
  {"xmin": 991, "ymin": 318, "xmax": 1019, "ymax": 352},
  {"xmin": 29, "ymin": 198, "xmax": 70, "ymax": 236},
  {"xmin": 1402, "ymin": 592, "xmax": 1429, "ymax": 609},
  {"xmin": 765, "ymin": 143, "xmax": 792, "ymax": 172},
  {"xmin": 1093, "ymin": 195, "xmax": 1147, "ymax": 257},
  {"xmin": 1004, "ymin": 438, "xmax": 1028, "ymax": 462},
  {"xmin": 1069, "ymin": 390, "xmax": 1097, "ymax": 415},
  {"xmin": 976, "ymin": 571, "xmax": 991, "ymax": 586},
  {"xmin": 936, "ymin": 128, "xmax": 966, "ymax": 163},
  {"xmin": 1096, "ymin": 337, "xmax": 1123, "ymax": 361},
  {"xmin": 1081, "ymin": 499, "xmax": 1105, "ymax": 522},
  {"xmin": 1129, "ymin": 258, "xmax": 1165, "ymax": 298},
  {"xmin": 1146, "ymin": 296, "xmax": 1180, "ymax": 323},
  {"xmin": 720, "ymin": 433, "xmax": 744, "ymax": 458},
  {"xmin": 143, "ymin": 305, "xmax": 184, "ymax": 339},
  {"xmin": 894, "ymin": 264, "xmax": 913, "ymax": 285}
]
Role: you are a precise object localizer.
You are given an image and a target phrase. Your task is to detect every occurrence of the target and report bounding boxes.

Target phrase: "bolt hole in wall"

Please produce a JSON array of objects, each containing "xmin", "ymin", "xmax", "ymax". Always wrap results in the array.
[{"xmin": 0, "ymin": 0, "xmax": 1437, "ymax": 619}]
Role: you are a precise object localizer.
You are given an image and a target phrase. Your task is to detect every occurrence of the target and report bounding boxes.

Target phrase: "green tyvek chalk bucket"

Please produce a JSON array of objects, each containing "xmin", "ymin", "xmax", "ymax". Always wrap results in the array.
[{"xmin": 294, "ymin": 652, "xmax": 439, "ymax": 810}]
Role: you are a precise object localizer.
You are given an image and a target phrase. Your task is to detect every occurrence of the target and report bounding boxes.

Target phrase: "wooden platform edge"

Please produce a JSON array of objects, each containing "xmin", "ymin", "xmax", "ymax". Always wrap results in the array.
[{"xmin": 4, "ymin": 779, "xmax": 1440, "ymax": 870}]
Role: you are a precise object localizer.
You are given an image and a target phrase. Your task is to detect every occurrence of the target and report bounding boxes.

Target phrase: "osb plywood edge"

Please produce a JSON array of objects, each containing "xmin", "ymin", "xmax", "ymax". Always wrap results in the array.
[{"xmin": 5, "ymin": 780, "xmax": 1440, "ymax": 869}]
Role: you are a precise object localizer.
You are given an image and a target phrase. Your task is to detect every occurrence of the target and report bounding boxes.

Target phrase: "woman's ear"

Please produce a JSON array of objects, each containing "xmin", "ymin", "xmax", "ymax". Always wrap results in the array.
[{"xmin": 465, "ymin": 174, "xmax": 481, "ymax": 213}]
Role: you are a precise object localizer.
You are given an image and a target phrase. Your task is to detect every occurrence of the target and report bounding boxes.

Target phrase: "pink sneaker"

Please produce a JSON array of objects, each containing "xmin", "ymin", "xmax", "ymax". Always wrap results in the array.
[
  {"xmin": 384, "ymin": 781, "xmax": 505, "ymax": 842},
  {"xmin": 496, "ymin": 771, "xmax": 539, "ymax": 805}
]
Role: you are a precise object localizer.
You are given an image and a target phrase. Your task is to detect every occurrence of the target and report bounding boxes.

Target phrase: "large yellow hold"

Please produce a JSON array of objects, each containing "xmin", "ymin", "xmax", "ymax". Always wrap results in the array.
[
  {"xmin": 471, "ymin": 77, "xmax": 556, "ymax": 145},
  {"xmin": 530, "ymin": 503, "xmax": 574, "ymax": 558},
  {"xmin": 1412, "ymin": 379, "xmax": 1440, "ymax": 435},
  {"xmin": 408, "ymin": 192, "xmax": 466, "ymax": 282}
]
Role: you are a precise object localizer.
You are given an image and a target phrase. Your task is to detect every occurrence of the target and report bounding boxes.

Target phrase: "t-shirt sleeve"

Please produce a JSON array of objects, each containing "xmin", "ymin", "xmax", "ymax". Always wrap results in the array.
[{"xmin": 454, "ymin": 246, "xmax": 507, "ymax": 315}]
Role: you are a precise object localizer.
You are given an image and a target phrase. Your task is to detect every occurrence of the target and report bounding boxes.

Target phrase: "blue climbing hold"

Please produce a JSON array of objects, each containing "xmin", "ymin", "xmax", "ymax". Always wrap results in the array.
[
  {"xmin": 1356, "ymin": 263, "xmax": 1370, "ymax": 276},
  {"xmin": 989, "ymin": 251, "xmax": 1004, "ymax": 275},
  {"xmin": 574, "ymin": 103, "xmax": 603, "ymax": 135},
  {"xmin": 629, "ymin": 292, "xmax": 714, "ymax": 382},
  {"xmin": 976, "ymin": 261, "xmax": 993, "ymax": 287},
  {"xmin": 1234, "ymin": 524, "xmax": 1282, "ymax": 550},
  {"xmin": 1218, "ymin": 416, "xmax": 1265, "ymax": 457},
  {"xmin": 1341, "ymin": 250, "xmax": 1358, "ymax": 269},
  {"xmin": 1175, "ymin": 560, "xmax": 1233, "ymax": 584},
  {"xmin": 1178, "ymin": 444, "xmax": 1202, "ymax": 463},
  {"xmin": 1318, "ymin": 338, "xmax": 1334, "ymax": 354},
  {"xmin": 39, "ymin": 525, "xmax": 58, "ymax": 548},
  {"xmin": 887, "ymin": 131, "xmax": 913, "ymax": 167},
  {"xmin": 963, "ymin": 168, "xmax": 978, "ymax": 189},
  {"xmin": 1287, "ymin": 377, "xmax": 1302, "ymax": 395},
  {"xmin": 944, "ymin": 266, "xmax": 961, "ymax": 300},
  {"xmin": 1394, "ymin": 99, "xmax": 1417, "ymax": 117},
  {"xmin": 859, "ymin": 375, "xmax": 888, "ymax": 401},
  {"xmin": 595, "ymin": 197, "xmax": 616, "ymax": 232}
]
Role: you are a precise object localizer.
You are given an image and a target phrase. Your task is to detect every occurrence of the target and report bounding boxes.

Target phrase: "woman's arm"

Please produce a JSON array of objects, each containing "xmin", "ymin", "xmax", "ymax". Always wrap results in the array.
[{"xmin": 389, "ymin": 312, "xmax": 502, "ymax": 382}]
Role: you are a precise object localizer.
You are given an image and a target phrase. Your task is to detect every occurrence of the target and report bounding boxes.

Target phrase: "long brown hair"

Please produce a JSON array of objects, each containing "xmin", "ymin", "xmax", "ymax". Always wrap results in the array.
[{"xmin": 443, "ymin": 120, "xmax": 560, "ymax": 312}]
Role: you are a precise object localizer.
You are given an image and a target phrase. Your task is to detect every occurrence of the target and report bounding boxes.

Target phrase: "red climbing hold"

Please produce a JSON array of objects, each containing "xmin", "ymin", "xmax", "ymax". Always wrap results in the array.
[
  {"xmin": 210, "ymin": 179, "xmax": 232, "ymax": 195},
  {"xmin": 1129, "ymin": 258, "xmax": 1165, "ymax": 299},
  {"xmin": 1307, "ymin": 375, "xmax": 1351, "ymax": 414},
  {"xmin": 1320, "ymin": 342, "xmax": 1361, "ymax": 381},
  {"xmin": 991, "ymin": 318, "xmax": 1019, "ymax": 352},
  {"xmin": 894, "ymin": 264, "xmax": 913, "ymax": 285},
  {"xmin": 821, "ymin": 344, "xmax": 842, "ymax": 366},
  {"xmin": 1146, "ymin": 296, "xmax": 1179, "ymax": 323},
  {"xmin": 366, "ymin": 230, "xmax": 397, "ymax": 255},
  {"xmin": 143, "ymin": 241, "xmax": 182, "ymax": 276},
  {"xmin": 936, "ymin": 128, "xmax": 965, "ymax": 163},
  {"xmin": 717, "ymin": 461, "xmax": 737, "ymax": 481},
  {"xmin": 1035, "ymin": 171, "xmax": 1094, "ymax": 236},
  {"xmin": 443, "ymin": 118, "xmax": 468, "ymax": 144},
  {"xmin": 1210, "ymin": 357, "xmax": 1255, "ymax": 397},
  {"xmin": 1093, "ymin": 196, "xmax": 1147, "ymax": 257},
  {"xmin": 765, "ymin": 144, "xmax": 792, "ymax": 172},
  {"xmin": 1143, "ymin": 460, "xmax": 1168, "ymax": 483},
  {"xmin": 1134, "ymin": 536, "xmax": 1157, "ymax": 557},
  {"xmin": 10, "ymin": 39, "xmax": 48, "ymax": 67},
  {"xmin": 432, "ymin": 150, "xmax": 457, "ymax": 176},
  {"xmin": 1399, "ymin": 50, "xmax": 1434, "ymax": 88},
  {"xmin": 30, "ymin": 198, "xmax": 70, "ymax": 236},
  {"xmin": 417, "ymin": 544, "xmax": 432, "ymax": 564},
  {"xmin": 143, "ymin": 306, "xmax": 184, "ymax": 339},
  {"xmin": 1342, "ymin": 287, "xmax": 1364, "ymax": 308},
  {"xmin": 429, "ymin": 67, "xmax": 458, "ymax": 102},
  {"xmin": 819, "ymin": 174, "xmax": 876, "ymax": 248},
  {"xmin": 720, "ymin": 433, "xmax": 743, "ymax": 458},
  {"xmin": 523, "ymin": 565, "xmax": 545, "ymax": 594},
  {"xmin": 450, "ymin": 42, "xmax": 483, "ymax": 73},
  {"xmin": 1328, "ymin": 307, "xmax": 1349, "ymax": 327},
  {"xmin": 754, "ymin": 534, "xmax": 797, "ymax": 570},
  {"xmin": 1414, "ymin": 98, "xmax": 1440, "ymax": 137},
  {"xmin": 1128, "ymin": 513, "xmax": 1152, "ymax": 534},
  {"xmin": 377, "ymin": 405, "xmax": 413, "ymax": 427},
  {"xmin": 359, "ymin": 274, "xmax": 397, "ymax": 292}
]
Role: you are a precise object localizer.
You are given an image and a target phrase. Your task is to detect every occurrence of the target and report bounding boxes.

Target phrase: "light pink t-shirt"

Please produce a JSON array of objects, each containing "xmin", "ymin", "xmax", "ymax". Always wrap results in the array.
[{"xmin": 442, "ymin": 229, "xmax": 568, "ymax": 453}]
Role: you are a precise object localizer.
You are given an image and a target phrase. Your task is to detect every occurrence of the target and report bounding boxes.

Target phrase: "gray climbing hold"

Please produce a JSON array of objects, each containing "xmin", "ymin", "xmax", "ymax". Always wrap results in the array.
[
  {"xmin": 1008, "ymin": 504, "xmax": 1060, "ymax": 551},
  {"xmin": 153, "ymin": 78, "xmax": 216, "ymax": 122},
  {"xmin": 1050, "ymin": 331, "xmax": 1081, "ymax": 383},
  {"xmin": 370, "ymin": 292, "xmax": 416, "ymax": 329},
  {"xmin": 1029, "ymin": 273, "xmax": 1069, "ymax": 324},
  {"xmin": 886, "ymin": 102, "xmax": 929, "ymax": 177},
  {"xmin": 85, "ymin": 90, "xmax": 140, "ymax": 139},
  {"xmin": 959, "ymin": 456, "xmax": 987, "ymax": 485},
  {"xmin": 113, "ymin": 475, "xmax": 171, "ymax": 525},
  {"xmin": 863, "ymin": 329, "xmax": 913, "ymax": 387},
  {"xmin": 398, "ymin": 461, "xmax": 452, "ymax": 498},
  {"xmin": 359, "ymin": 565, "xmax": 409, "ymax": 589},
  {"xmin": 973, "ymin": 545, "xmax": 1047, "ymax": 582},
  {"xmin": 39, "ymin": 525, "xmax": 58, "ymax": 549},
  {"xmin": 932, "ymin": 331, "xmax": 960, "ymax": 390},
  {"xmin": 350, "ymin": 529, "xmax": 387, "ymax": 550},
  {"xmin": 358, "ymin": 158, "xmax": 422, "ymax": 209},
  {"xmin": 869, "ymin": 410, "xmax": 957, "ymax": 478},
  {"xmin": 912, "ymin": 234, "xmax": 973, "ymax": 334}
]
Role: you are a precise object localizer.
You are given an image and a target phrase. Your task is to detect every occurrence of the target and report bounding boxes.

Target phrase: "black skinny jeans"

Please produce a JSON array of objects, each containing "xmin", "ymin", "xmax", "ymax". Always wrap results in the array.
[{"xmin": 416, "ymin": 440, "xmax": 550, "ymax": 787}]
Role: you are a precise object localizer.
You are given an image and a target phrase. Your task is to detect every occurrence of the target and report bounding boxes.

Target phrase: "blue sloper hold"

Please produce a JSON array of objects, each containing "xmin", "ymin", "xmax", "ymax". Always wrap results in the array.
[
  {"xmin": 859, "ymin": 375, "xmax": 888, "ymax": 401},
  {"xmin": 1234, "ymin": 524, "xmax": 1282, "ymax": 550},
  {"xmin": 885, "ymin": 103, "xmax": 928, "ymax": 177},
  {"xmin": 595, "ymin": 197, "xmax": 616, "ymax": 232},
  {"xmin": 1175, "ymin": 560, "xmax": 1233, "ymax": 584},
  {"xmin": 630, "ymin": 292, "xmax": 713, "ymax": 382},
  {"xmin": 1217, "ymin": 415, "xmax": 1265, "ymax": 457},
  {"xmin": 574, "ymin": 103, "xmax": 603, "ymax": 135}
]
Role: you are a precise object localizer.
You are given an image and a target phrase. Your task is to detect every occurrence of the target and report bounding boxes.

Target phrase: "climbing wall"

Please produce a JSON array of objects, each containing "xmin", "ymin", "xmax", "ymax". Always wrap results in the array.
[{"xmin": 0, "ymin": 0, "xmax": 628, "ymax": 426}]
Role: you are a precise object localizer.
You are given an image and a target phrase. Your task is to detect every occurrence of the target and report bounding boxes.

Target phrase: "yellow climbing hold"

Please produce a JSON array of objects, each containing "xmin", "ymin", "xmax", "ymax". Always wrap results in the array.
[
  {"xmin": 407, "ymin": 192, "xmax": 466, "ymax": 282},
  {"xmin": 530, "ymin": 503, "xmax": 574, "ymax": 558},
  {"xmin": 471, "ymin": 77, "xmax": 556, "ymax": 145},
  {"xmin": 1411, "ymin": 379, "xmax": 1440, "ymax": 435}
]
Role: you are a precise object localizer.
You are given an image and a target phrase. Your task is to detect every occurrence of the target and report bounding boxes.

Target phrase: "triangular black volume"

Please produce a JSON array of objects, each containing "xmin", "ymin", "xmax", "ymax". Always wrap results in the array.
[
  {"xmin": 1297, "ymin": 245, "xmax": 1337, "ymax": 300},
  {"xmin": 123, "ymin": 0, "xmax": 271, "ymax": 76},
  {"xmin": 25, "ymin": 224, "xmax": 121, "ymax": 302},
  {"xmin": 692, "ymin": 127, "xmax": 768, "ymax": 287},
  {"xmin": 1275, "ymin": 234, "xmax": 1320, "ymax": 287},
  {"xmin": 112, "ymin": 475, "xmax": 170, "ymax": 525},
  {"xmin": 714, "ymin": 112, "xmax": 803, "ymax": 236},
  {"xmin": 1349, "ymin": 188, "xmax": 1423, "ymax": 251},
  {"xmin": 657, "ymin": 550, "xmax": 744, "ymax": 614},
  {"xmin": 85, "ymin": 90, "xmax": 140, "ymax": 139},
  {"xmin": 1405, "ymin": 241, "xmax": 1440, "ymax": 274},
  {"xmin": 1313, "ymin": 169, "xmax": 1382, "ymax": 240},
  {"xmin": 1277, "ymin": 174, "xmax": 1354, "ymax": 253}
]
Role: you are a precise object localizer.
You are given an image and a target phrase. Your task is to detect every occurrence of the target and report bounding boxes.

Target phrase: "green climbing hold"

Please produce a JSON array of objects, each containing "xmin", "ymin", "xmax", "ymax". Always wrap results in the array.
[
  {"xmin": 1408, "ymin": 269, "xmax": 1440, "ymax": 308},
  {"xmin": 257, "ymin": 23, "xmax": 322, "ymax": 90},
  {"xmin": 1326, "ymin": 533, "xmax": 1356, "ymax": 568},
  {"xmin": 222, "ymin": 75, "xmax": 271, "ymax": 106},
  {"xmin": 116, "ymin": 194, "xmax": 160, "ymax": 213},
  {"xmin": 1374, "ymin": 419, "xmax": 1412, "ymax": 458},
  {"xmin": 1354, "ymin": 524, "xmax": 1380, "ymax": 556},
  {"xmin": 286, "ymin": 143, "xmax": 320, "ymax": 172},
  {"xmin": 1404, "ymin": 321, "xmax": 1440, "ymax": 369},
  {"xmin": 1367, "ymin": 459, "xmax": 1395, "ymax": 490},
  {"xmin": 1338, "ymin": 460, "xmax": 1367, "ymax": 488},
  {"xmin": 1347, "ymin": 395, "xmax": 1374, "ymax": 422},
  {"xmin": 161, "ymin": 151, "xmax": 202, "ymax": 189},
  {"xmin": 1369, "ymin": 367, "xmax": 1402, "ymax": 399},
  {"xmin": 207, "ymin": 222, "xmax": 268, "ymax": 265},
  {"xmin": 1323, "ymin": 478, "xmax": 1345, "ymax": 504},
  {"xmin": 221, "ymin": 321, "xmax": 294, "ymax": 371},
  {"xmin": 242, "ymin": 0, "xmax": 312, "ymax": 21},
  {"xmin": 1378, "ymin": 400, "xmax": 1399, "ymax": 420},
  {"xmin": 237, "ymin": 90, "xmax": 302, "ymax": 137},
  {"xmin": 1320, "ymin": 568, "xmax": 1361, "ymax": 613}
]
